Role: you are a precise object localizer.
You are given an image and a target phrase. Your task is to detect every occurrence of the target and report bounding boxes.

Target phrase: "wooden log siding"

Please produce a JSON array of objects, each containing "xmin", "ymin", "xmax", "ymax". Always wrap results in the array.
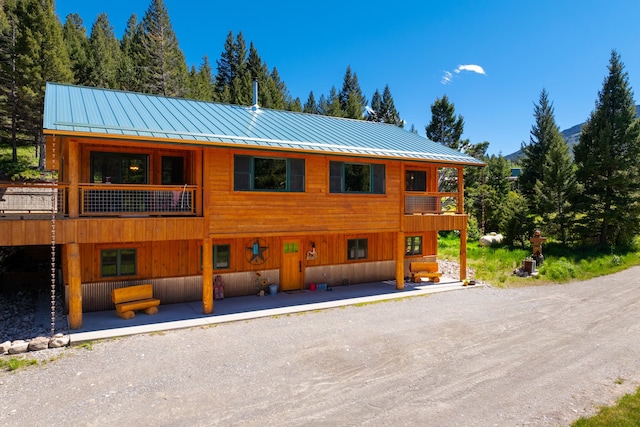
[{"xmin": 207, "ymin": 149, "xmax": 402, "ymax": 236}]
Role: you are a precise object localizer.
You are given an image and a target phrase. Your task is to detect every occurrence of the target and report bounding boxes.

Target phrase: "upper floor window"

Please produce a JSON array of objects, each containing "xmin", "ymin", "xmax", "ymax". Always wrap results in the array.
[
  {"xmin": 91, "ymin": 152, "xmax": 148, "ymax": 184},
  {"xmin": 234, "ymin": 155, "xmax": 305, "ymax": 192},
  {"xmin": 330, "ymin": 161, "xmax": 385, "ymax": 194},
  {"xmin": 406, "ymin": 170, "xmax": 426, "ymax": 192}
]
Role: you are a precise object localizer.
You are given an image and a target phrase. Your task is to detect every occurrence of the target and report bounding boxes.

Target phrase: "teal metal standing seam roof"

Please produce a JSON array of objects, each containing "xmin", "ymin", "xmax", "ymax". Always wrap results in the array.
[{"xmin": 43, "ymin": 82, "xmax": 484, "ymax": 165}]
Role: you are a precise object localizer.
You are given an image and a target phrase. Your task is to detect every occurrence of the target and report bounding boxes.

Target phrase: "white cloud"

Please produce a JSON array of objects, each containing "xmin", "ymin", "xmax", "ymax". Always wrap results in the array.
[
  {"xmin": 441, "ymin": 64, "xmax": 486, "ymax": 84},
  {"xmin": 454, "ymin": 64, "xmax": 486, "ymax": 75},
  {"xmin": 441, "ymin": 71, "xmax": 453, "ymax": 85}
]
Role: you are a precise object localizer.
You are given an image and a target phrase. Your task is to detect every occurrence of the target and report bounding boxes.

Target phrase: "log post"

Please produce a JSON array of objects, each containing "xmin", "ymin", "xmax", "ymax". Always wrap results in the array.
[
  {"xmin": 460, "ymin": 228, "xmax": 467, "ymax": 281},
  {"xmin": 202, "ymin": 238, "xmax": 213, "ymax": 314},
  {"xmin": 395, "ymin": 231, "xmax": 405, "ymax": 290},
  {"xmin": 67, "ymin": 243, "xmax": 82, "ymax": 329}
]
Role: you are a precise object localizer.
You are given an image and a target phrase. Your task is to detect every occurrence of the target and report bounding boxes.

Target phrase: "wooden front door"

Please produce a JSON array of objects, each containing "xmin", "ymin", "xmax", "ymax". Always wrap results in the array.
[{"xmin": 281, "ymin": 239, "xmax": 303, "ymax": 291}]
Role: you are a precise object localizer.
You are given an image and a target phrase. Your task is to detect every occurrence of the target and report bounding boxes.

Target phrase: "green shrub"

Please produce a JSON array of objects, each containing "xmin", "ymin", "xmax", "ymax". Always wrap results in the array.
[{"xmin": 544, "ymin": 259, "xmax": 577, "ymax": 281}]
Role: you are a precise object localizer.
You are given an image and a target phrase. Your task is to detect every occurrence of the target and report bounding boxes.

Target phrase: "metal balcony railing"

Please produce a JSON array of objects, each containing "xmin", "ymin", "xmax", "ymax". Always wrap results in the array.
[
  {"xmin": 79, "ymin": 184, "xmax": 197, "ymax": 216},
  {"xmin": 0, "ymin": 183, "xmax": 65, "ymax": 215},
  {"xmin": 405, "ymin": 193, "xmax": 459, "ymax": 215}
]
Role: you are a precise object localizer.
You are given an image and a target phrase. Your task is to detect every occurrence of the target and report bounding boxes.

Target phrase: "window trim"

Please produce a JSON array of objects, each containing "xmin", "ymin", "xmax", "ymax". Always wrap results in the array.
[
  {"xmin": 99, "ymin": 247, "xmax": 138, "ymax": 278},
  {"xmin": 234, "ymin": 155, "xmax": 305, "ymax": 192},
  {"xmin": 405, "ymin": 235, "xmax": 423, "ymax": 256},
  {"xmin": 347, "ymin": 238, "xmax": 368, "ymax": 260},
  {"xmin": 330, "ymin": 161, "xmax": 385, "ymax": 194}
]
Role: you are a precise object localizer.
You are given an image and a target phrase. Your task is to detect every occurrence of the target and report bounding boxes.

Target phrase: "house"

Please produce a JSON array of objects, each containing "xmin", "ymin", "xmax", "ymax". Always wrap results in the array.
[{"xmin": 0, "ymin": 82, "xmax": 484, "ymax": 330}]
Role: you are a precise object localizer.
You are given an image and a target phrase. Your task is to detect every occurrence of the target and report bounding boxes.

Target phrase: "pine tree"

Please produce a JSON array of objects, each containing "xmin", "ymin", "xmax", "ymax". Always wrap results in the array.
[
  {"xmin": 214, "ymin": 31, "xmax": 234, "ymax": 102},
  {"xmin": 573, "ymin": 50, "xmax": 640, "ymax": 246},
  {"xmin": 13, "ymin": 0, "xmax": 72, "ymax": 168},
  {"xmin": 483, "ymin": 154, "xmax": 512, "ymax": 234},
  {"xmin": 381, "ymin": 85, "xmax": 402, "ymax": 126},
  {"xmin": 0, "ymin": 0, "xmax": 20, "ymax": 161},
  {"xmin": 367, "ymin": 89, "xmax": 382, "ymax": 121},
  {"xmin": 303, "ymin": 91, "xmax": 319, "ymax": 114},
  {"xmin": 338, "ymin": 66, "xmax": 366, "ymax": 119},
  {"xmin": 534, "ymin": 129, "xmax": 577, "ymax": 244},
  {"xmin": 86, "ymin": 13, "xmax": 120, "ymax": 89},
  {"xmin": 317, "ymin": 94, "xmax": 328, "ymax": 115},
  {"xmin": 425, "ymin": 95, "xmax": 464, "ymax": 149},
  {"xmin": 139, "ymin": 0, "xmax": 189, "ymax": 97},
  {"xmin": 62, "ymin": 13, "xmax": 89, "ymax": 85},
  {"xmin": 520, "ymin": 89, "xmax": 559, "ymax": 209},
  {"xmin": 187, "ymin": 55, "xmax": 214, "ymax": 101},
  {"xmin": 325, "ymin": 86, "xmax": 342, "ymax": 117},
  {"xmin": 288, "ymin": 97, "xmax": 302, "ymax": 112},
  {"xmin": 117, "ymin": 14, "xmax": 143, "ymax": 92}
]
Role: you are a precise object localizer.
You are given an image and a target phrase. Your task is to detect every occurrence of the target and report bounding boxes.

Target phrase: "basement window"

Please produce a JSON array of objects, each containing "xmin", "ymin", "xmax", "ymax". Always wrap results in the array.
[
  {"xmin": 405, "ymin": 236, "xmax": 422, "ymax": 256},
  {"xmin": 100, "ymin": 248, "xmax": 137, "ymax": 277},
  {"xmin": 347, "ymin": 238, "xmax": 368, "ymax": 260}
]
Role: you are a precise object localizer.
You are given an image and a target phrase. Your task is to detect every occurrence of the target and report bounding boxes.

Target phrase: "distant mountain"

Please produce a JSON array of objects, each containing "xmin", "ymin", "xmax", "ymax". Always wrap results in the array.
[{"xmin": 505, "ymin": 105, "xmax": 640, "ymax": 162}]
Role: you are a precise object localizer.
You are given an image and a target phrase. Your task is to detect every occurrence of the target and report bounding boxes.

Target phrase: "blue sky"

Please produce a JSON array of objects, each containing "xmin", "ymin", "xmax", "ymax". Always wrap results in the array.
[{"xmin": 55, "ymin": 0, "xmax": 640, "ymax": 156}]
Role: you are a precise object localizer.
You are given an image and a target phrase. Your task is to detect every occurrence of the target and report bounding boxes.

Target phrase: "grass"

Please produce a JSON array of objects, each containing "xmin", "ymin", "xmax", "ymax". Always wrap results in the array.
[
  {"xmin": 0, "ymin": 357, "xmax": 39, "ymax": 371},
  {"xmin": 439, "ymin": 232, "xmax": 640, "ymax": 426},
  {"xmin": 438, "ymin": 232, "xmax": 640, "ymax": 288}
]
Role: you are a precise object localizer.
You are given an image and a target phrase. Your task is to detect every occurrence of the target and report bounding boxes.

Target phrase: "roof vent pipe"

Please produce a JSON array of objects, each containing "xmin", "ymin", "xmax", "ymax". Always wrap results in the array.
[{"xmin": 251, "ymin": 78, "xmax": 259, "ymax": 111}]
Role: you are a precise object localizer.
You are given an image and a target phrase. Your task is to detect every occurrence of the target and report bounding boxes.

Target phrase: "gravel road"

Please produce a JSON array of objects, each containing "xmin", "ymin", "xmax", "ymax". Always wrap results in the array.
[{"xmin": 2, "ymin": 267, "xmax": 640, "ymax": 426}]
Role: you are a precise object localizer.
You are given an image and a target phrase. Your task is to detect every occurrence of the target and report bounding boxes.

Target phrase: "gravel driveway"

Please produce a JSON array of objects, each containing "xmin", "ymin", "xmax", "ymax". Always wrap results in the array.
[{"xmin": 2, "ymin": 267, "xmax": 640, "ymax": 426}]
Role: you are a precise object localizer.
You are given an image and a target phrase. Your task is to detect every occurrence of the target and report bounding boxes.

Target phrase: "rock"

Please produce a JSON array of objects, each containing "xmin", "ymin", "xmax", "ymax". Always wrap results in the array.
[
  {"xmin": 28, "ymin": 336, "xmax": 50, "ymax": 351},
  {"xmin": 0, "ymin": 340, "xmax": 11, "ymax": 354},
  {"xmin": 49, "ymin": 334, "xmax": 69, "ymax": 348},
  {"xmin": 9, "ymin": 340, "xmax": 29, "ymax": 354}
]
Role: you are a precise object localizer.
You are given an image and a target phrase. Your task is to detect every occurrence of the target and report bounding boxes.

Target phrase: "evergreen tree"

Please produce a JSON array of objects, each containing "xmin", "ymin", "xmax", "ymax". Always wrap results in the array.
[
  {"xmin": 366, "ymin": 89, "xmax": 382, "ymax": 121},
  {"xmin": 483, "ymin": 154, "xmax": 512, "ymax": 234},
  {"xmin": 86, "ymin": 13, "xmax": 120, "ymax": 89},
  {"xmin": 325, "ymin": 86, "xmax": 342, "ymax": 117},
  {"xmin": 573, "ymin": 50, "xmax": 640, "ymax": 246},
  {"xmin": 13, "ymin": 0, "xmax": 72, "ymax": 168},
  {"xmin": 117, "ymin": 14, "xmax": 143, "ymax": 92},
  {"xmin": 303, "ymin": 91, "xmax": 319, "ymax": 114},
  {"xmin": 338, "ymin": 66, "xmax": 366, "ymax": 119},
  {"xmin": 288, "ymin": 97, "xmax": 302, "ymax": 112},
  {"xmin": 62, "ymin": 13, "xmax": 89, "ymax": 85},
  {"xmin": 139, "ymin": 0, "xmax": 189, "ymax": 96},
  {"xmin": 380, "ymin": 84, "xmax": 402, "ymax": 127},
  {"xmin": 0, "ymin": 0, "xmax": 20, "ymax": 160},
  {"xmin": 520, "ymin": 89, "xmax": 559, "ymax": 209},
  {"xmin": 534, "ymin": 130, "xmax": 577, "ymax": 244},
  {"xmin": 425, "ymin": 95, "xmax": 464, "ymax": 149},
  {"xmin": 187, "ymin": 55, "xmax": 214, "ymax": 101},
  {"xmin": 214, "ymin": 31, "xmax": 234, "ymax": 102},
  {"xmin": 316, "ymin": 93, "xmax": 329, "ymax": 115}
]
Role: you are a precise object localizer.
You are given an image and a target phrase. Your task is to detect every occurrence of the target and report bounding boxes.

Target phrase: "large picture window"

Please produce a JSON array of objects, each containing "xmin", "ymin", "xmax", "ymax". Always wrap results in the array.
[
  {"xmin": 91, "ymin": 152, "xmax": 148, "ymax": 184},
  {"xmin": 234, "ymin": 155, "xmax": 305, "ymax": 191},
  {"xmin": 100, "ymin": 248, "xmax": 137, "ymax": 277},
  {"xmin": 347, "ymin": 238, "xmax": 368, "ymax": 260},
  {"xmin": 330, "ymin": 161, "xmax": 385, "ymax": 194}
]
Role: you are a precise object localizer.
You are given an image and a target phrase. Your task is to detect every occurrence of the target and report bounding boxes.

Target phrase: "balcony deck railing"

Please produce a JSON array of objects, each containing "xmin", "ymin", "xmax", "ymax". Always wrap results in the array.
[
  {"xmin": 0, "ymin": 183, "xmax": 197, "ymax": 217},
  {"xmin": 0, "ymin": 183, "xmax": 65, "ymax": 215},
  {"xmin": 405, "ymin": 193, "xmax": 460, "ymax": 215},
  {"xmin": 79, "ymin": 184, "xmax": 197, "ymax": 216}
]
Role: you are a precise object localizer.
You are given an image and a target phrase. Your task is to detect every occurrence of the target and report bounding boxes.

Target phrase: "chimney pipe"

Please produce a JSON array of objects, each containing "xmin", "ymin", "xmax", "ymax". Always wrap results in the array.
[{"xmin": 251, "ymin": 78, "xmax": 259, "ymax": 111}]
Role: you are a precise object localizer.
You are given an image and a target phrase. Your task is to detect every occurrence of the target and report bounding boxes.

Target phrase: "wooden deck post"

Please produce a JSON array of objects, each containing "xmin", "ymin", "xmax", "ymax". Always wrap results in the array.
[
  {"xmin": 68, "ymin": 139, "xmax": 79, "ymax": 218},
  {"xmin": 396, "ymin": 231, "xmax": 405, "ymax": 290},
  {"xmin": 460, "ymin": 228, "xmax": 467, "ymax": 280},
  {"xmin": 202, "ymin": 237, "xmax": 213, "ymax": 314},
  {"xmin": 67, "ymin": 243, "xmax": 82, "ymax": 329}
]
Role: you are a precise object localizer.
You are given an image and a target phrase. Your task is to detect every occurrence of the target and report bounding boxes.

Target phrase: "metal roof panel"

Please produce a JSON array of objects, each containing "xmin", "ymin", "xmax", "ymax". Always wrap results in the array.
[{"xmin": 43, "ymin": 83, "xmax": 484, "ymax": 165}]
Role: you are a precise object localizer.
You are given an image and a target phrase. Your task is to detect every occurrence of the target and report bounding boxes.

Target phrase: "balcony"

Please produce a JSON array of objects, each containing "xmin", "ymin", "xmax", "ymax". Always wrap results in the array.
[
  {"xmin": 79, "ymin": 184, "xmax": 197, "ymax": 216},
  {"xmin": 403, "ymin": 193, "xmax": 467, "ymax": 232},
  {"xmin": 0, "ymin": 183, "xmax": 198, "ymax": 218}
]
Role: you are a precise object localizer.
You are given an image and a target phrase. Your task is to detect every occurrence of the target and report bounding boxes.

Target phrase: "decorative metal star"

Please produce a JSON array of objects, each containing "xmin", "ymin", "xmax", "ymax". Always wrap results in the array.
[{"xmin": 247, "ymin": 240, "xmax": 268, "ymax": 264}]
